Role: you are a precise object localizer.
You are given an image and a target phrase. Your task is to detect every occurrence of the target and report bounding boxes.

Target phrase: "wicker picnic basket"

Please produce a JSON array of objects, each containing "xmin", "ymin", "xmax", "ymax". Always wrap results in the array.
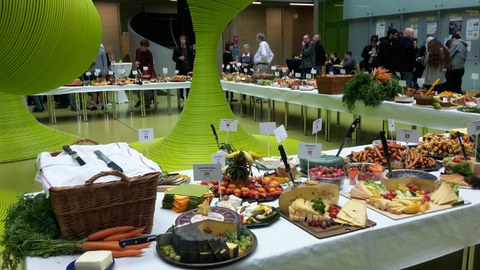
[
  {"xmin": 49, "ymin": 170, "xmax": 160, "ymax": 240},
  {"xmin": 316, "ymin": 75, "xmax": 353, "ymax": 94}
]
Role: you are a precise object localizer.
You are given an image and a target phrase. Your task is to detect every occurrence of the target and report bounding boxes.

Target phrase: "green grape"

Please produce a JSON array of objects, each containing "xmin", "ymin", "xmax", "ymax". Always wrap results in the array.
[{"xmin": 175, "ymin": 255, "xmax": 181, "ymax": 262}]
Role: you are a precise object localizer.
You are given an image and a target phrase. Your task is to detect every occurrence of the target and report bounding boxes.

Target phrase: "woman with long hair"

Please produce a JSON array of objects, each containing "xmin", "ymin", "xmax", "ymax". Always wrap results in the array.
[{"xmin": 422, "ymin": 39, "xmax": 451, "ymax": 92}]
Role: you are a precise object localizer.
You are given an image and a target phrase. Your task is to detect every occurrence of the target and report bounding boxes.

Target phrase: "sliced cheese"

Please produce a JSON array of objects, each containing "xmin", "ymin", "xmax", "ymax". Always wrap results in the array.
[
  {"xmin": 75, "ymin": 251, "xmax": 113, "ymax": 270},
  {"xmin": 337, "ymin": 201, "xmax": 367, "ymax": 227},
  {"xmin": 226, "ymin": 242, "xmax": 239, "ymax": 258},
  {"xmin": 431, "ymin": 182, "xmax": 458, "ymax": 205}
]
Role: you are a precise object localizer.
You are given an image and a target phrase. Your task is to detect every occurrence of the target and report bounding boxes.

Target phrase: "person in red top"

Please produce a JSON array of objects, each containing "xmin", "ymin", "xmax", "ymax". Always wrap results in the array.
[{"xmin": 134, "ymin": 39, "xmax": 155, "ymax": 108}]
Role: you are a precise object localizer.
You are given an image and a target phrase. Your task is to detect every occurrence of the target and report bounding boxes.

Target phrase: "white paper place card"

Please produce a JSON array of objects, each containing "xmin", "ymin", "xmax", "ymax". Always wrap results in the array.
[
  {"xmin": 298, "ymin": 143, "xmax": 323, "ymax": 160},
  {"xmin": 162, "ymin": 67, "xmax": 168, "ymax": 75},
  {"xmin": 260, "ymin": 122, "xmax": 276, "ymax": 135},
  {"xmin": 108, "ymin": 70, "xmax": 113, "ymax": 75},
  {"xmin": 236, "ymin": 62, "xmax": 241, "ymax": 67},
  {"xmin": 244, "ymin": 68, "xmax": 248, "ymax": 73},
  {"xmin": 132, "ymin": 70, "xmax": 138, "ymax": 75},
  {"xmin": 472, "ymin": 73, "xmax": 479, "ymax": 80},
  {"xmin": 282, "ymin": 67, "xmax": 288, "ymax": 73},
  {"xmin": 222, "ymin": 64, "xmax": 225, "ymax": 69},
  {"xmin": 274, "ymin": 125, "xmax": 288, "ymax": 143},
  {"xmin": 211, "ymin": 153, "xmax": 226, "ymax": 167},
  {"xmin": 85, "ymin": 71, "xmax": 91, "ymax": 76},
  {"xmin": 396, "ymin": 129, "xmax": 420, "ymax": 144},
  {"xmin": 417, "ymin": 78, "xmax": 425, "ymax": 86},
  {"xmin": 388, "ymin": 119, "xmax": 395, "ymax": 132},
  {"xmin": 329, "ymin": 71, "xmax": 334, "ymax": 75},
  {"xmin": 295, "ymin": 72, "xmax": 301, "ymax": 78},
  {"xmin": 94, "ymin": 72, "xmax": 99, "ymax": 76},
  {"xmin": 275, "ymin": 71, "xmax": 280, "ymax": 77},
  {"xmin": 311, "ymin": 68, "xmax": 317, "ymax": 75},
  {"xmin": 226, "ymin": 65, "xmax": 231, "ymax": 70},
  {"xmin": 143, "ymin": 66, "xmax": 148, "ymax": 71},
  {"xmin": 398, "ymin": 80, "xmax": 407, "ymax": 87},
  {"xmin": 306, "ymin": 74, "xmax": 312, "ymax": 79},
  {"xmin": 138, "ymin": 128, "xmax": 154, "ymax": 142},
  {"xmin": 270, "ymin": 66, "xmax": 276, "ymax": 71},
  {"xmin": 468, "ymin": 121, "xmax": 480, "ymax": 135},
  {"xmin": 220, "ymin": 119, "xmax": 238, "ymax": 132},
  {"xmin": 95, "ymin": 69, "xmax": 101, "ymax": 74},
  {"xmin": 193, "ymin": 164, "xmax": 222, "ymax": 182},
  {"xmin": 312, "ymin": 118, "xmax": 322, "ymax": 135},
  {"xmin": 340, "ymin": 69, "xmax": 346, "ymax": 75}
]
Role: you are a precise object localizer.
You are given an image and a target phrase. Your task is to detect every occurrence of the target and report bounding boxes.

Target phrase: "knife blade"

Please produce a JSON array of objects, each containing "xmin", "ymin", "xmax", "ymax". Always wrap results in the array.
[
  {"xmin": 336, "ymin": 118, "xmax": 360, "ymax": 156},
  {"xmin": 94, "ymin": 150, "xmax": 123, "ymax": 172},
  {"xmin": 278, "ymin": 145, "xmax": 296, "ymax": 187},
  {"xmin": 119, "ymin": 233, "xmax": 172, "ymax": 248},
  {"xmin": 62, "ymin": 145, "xmax": 86, "ymax": 166}
]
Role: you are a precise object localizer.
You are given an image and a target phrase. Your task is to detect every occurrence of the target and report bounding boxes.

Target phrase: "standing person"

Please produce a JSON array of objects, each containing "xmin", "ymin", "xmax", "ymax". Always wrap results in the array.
[
  {"xmin": 254, "ymin": 32, "xmax": 274, "ymax": 73},
  {"xmin": 422, "ymin": 39, "xmax": 451, "ymax": 92},
  {"xmin": 415, "ymin": 36, "xmax": 434, "ymax": 87},
  {"xmin": 391, "ymin": 28, "xmax": 416, "ymax": 87},
  {"xmin": 172, "ymin": 35, "xmax": 194, "ymax": 101},
  {"xmin": 312, "ymin": 34, "xmax": 327, "ymax": 73},
  {"xmin": 377, "ymin": 28, "xmax": 398, "ymax": 72},
  {"xmin": 300, "ymin": 34, "xmax": 315, "ymax": 78},
  {"xmin": 446, "ymin": 34, "xmax": 468, "ymax": 93},
  {"xmin": 134, "ymin": 39, "xmax": 155, "ymax": 109},
  {"xmin": 86, "ymin": 44, "xmax": 108, "ymax": 110},
  {"xmin": 223, "ymin": 41, "xmax": 236, "ymax": 73},
  {"xmin": 360, "ymin": 35, "xmax": 379, "ymax": 72},
  {"xmin": 239, "ymin": 44, "xmax": 254, "ymax": 75}
]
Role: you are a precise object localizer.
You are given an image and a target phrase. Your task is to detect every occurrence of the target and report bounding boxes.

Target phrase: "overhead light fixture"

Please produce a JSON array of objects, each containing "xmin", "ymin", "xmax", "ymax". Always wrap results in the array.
[
  {"xmin": 290, "ymin": 3, "xmax": 314, "ymax": 7},
  {"xmin": 170, "ymin": 0, "xmax": 177, "ymax": 2},
  {"xmin": 252, "ymin": 1, "xmax": 262, "ymax": 4}
]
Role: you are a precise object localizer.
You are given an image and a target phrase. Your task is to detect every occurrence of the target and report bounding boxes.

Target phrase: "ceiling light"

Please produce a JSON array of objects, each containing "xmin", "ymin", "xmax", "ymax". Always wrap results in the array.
[
  {"xmin": 290, "ymin": 3, "xmax": 314, "ymax": 6},
  {"xmin": 252, "ymin": 1, "xmax": 262, "ymax": 4}
]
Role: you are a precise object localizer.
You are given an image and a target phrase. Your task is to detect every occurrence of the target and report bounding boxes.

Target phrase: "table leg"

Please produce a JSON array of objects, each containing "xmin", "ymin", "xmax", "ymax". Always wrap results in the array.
[
  {"xmin": 325, "ymin": 109, "xmax": 331, "ymax": 141},
  {"xmin": 382, "ymin": 119, "xmax": 387, "ymax": 131},
  {"xmin": 177, "ymin": 89, "xmax": 181, "ymax": 110},
  {"xmin": 128, "ymin": 90, "xmax": 134, "ymax": 113},
  {"xmin": 422, "ymin": 127, "xmax": 428, "ymax": 135},
  {"xmin": 272, "ymin": 100, "xmax": 275, "ymax": 121},
  {"xmin": 81, "ymin": 93, "xmax": 88, "ymax": 122},
  {"xmin": 102, "ymin": 91, "xmax": 107, "ymax": 112},
  {"xmin": 167, "ymin": 89, "xmax": 172, "ymax": 115},
  {"xmin": 268, "ymin": 99, "xmax": 272, "ymax": 121},
  {"xmin": 285, "ymin": 102, "xmax": 289, "ymax": 129},
  {"xmin": 253, "ymin": 97, "xmax": 257, "ymax": 122},
  {"xmin": 300, "ymin": 105, "xmax": 304, "ymax": 118},
  {"xmin": 153, "ymin": 90, "xmax": 158, "ymax": 112},
  {"xmin": 336, "ymin": 111, "xmax": 340, "ymax": 125},
  {"xmin": 317, "ymin": 108, "xmax": 321, "ymax": 119},
  {"xmin": 303, "ymin": 106, "xmax": 308, "ymax": 135},
  {"xmin": 75, "ymin": 93, "xmax": 81, "ymax": 115},
  {"xmin": 240, "ymin": 93, "xmax": 244, "ymax": 117},
  {"xmin": 111, "ymin": 92, "xmax": 117, "ymax": 119},
  {"xmin": 467, "ymin": 245, "xmax": 475, "ymax": 270},
  {"xmin": 46, "ymin": 95, "xmax": 57, "ymax": 124},
  {"xmin": 140, "ymin": 92, "xmax": 146, "ymax": 117}
]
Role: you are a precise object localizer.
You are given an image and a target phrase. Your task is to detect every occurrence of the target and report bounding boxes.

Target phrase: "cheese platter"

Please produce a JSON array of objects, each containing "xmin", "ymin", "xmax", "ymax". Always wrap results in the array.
[{"xmin": 277, "ymin": 185, "xmax": 376, "ymax": 239}]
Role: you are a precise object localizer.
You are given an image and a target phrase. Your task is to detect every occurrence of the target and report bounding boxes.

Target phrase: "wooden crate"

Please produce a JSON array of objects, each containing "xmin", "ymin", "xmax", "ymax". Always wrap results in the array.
[{"xmin": 316, "ymin": 75, "xmax": 352, "ymax": 95}]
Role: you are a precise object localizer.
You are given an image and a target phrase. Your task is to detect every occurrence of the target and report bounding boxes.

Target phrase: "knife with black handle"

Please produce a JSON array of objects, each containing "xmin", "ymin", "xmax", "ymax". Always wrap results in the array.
[
  {"xmin": 94, "ymin": 150, "xmax": 123, "ymax": 172},
  {"xmin": 62, "ymin": 145, "xmax": 86, "ymax": 166},
  {"xmin": 278, "ymin": 145, "xmax": 295, "ymax": 187},
  {"xmin": 119, "ymin": 233, "xmax": 172, "ymax": 248}
]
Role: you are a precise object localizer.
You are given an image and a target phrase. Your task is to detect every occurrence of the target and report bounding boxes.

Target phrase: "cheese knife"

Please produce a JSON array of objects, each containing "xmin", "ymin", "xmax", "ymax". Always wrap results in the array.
[
  {"xmin": 336, "ymin": 117, "xmax": 360, "ymax": 157},
  {"xmin": 119, "ymin": 233, "xmax": 172, "ymax": 247},
  {"xmin": 278, "ymin": 145, "xmax": 296, "ymax": 187},
  {"xmin": 94, "ymin": 150, "xmax": 123, "ymax": 172},
  {"xmin": 62, "ymin": 145, "xmax": 86, "ymax": 166}
]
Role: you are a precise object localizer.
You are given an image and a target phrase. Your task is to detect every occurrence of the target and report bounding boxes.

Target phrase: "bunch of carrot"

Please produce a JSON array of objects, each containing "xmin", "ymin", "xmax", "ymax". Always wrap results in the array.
[
  {"xmin": 80, "ymin": 226, "xmax": 149, "ymax": 258},
  {"xmin": 371, "ymin": 67, "xmax": 392, "ymax": 83}
]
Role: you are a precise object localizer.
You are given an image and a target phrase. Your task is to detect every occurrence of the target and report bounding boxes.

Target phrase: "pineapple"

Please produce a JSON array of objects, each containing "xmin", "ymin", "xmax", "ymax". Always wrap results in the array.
[{"xmin": 226, "ymin": 150, "xmax": 250, "ymax": 185}]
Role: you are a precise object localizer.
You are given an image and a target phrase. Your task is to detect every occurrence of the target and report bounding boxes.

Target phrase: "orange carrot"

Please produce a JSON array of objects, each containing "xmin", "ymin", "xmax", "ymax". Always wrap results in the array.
[
  {"xmin": 87, "ymin": 226, "xmax": 135, "ymax": 241},
  {"xmin": 122, "ymin": 242, "xmax": 152, "ymax": 250},
  {"xmin": 111, "ymin": 250, "xmax": 144, "ymax": 258},
  {"xmin": 103, "ymin": 227, "xmax": 145, "ymax": 241},
  {"xmin": 82, "ymin": 241, "xmax": 125, "ymax": 251}
]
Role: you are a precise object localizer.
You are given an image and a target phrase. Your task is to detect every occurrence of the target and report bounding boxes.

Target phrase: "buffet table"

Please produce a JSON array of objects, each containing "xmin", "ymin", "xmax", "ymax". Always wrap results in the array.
[
  {"xmin": 221, "ymin": 81, "xmax": 480, "ymax": 141},
  {"xmin": 36, "ymin": 82, "xmax": 191, "ymax": 123},
  {"xmin": 25, "ymin": 146, "xmax": 480, "ymax": 270}
]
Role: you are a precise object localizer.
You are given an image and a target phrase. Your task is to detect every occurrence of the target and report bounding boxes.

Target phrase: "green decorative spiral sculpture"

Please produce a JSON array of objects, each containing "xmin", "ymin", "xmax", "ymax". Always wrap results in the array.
[
  {"xmin": 138, "ymin": 0, "xmax": 287, "ymax": 171},
  {"xmin": 0, "ymin": 0, "xmax": 102, "ymax": 162}
]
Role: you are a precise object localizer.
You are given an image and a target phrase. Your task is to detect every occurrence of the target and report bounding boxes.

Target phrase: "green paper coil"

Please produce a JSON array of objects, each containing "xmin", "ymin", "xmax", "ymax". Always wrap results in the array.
[
  {"xmin": 134, "ymin": 0, "xmax": 282, "ymax": 171},
  {"xmin": 0, "ymin": 93, "xmax": 79, "ymax": 163},
  {"xmin": 0, "ymin": 0, "xmax": 102, "ymax": 95}
]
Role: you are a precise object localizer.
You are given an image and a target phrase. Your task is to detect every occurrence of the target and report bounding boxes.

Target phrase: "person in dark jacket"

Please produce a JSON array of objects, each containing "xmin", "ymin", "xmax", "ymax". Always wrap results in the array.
[
  {"xmin": 312, "ymin": 34, "xmax": 327, "ymax": 73},
  {"xmin": 239, "ymin": 44, "xmax": 254, "ymax": 75},
  {"xmin": 390, "ymin": 28, "xmax": 416, "ymax": 87},
  {"xmin": 223, "ymin": 41, "xmax": 236, "ymax": 73},
  {"xmin": 360, "ymin": 35, "xmax": 379, "ymax": 72},
  {"xmin": 377, "ymin": 28, "xmax": 398, "ymax": 72},
  {"xmin": 172, "ymin": 35, "xmax": 194, "ymax": 100},
  {"xmin": 446, "ymin": 34, "xmax": 468, "ymax": 93},
  {"xmin": 300, "ymin": 34, "xmax": 315, "ymax": 78}
]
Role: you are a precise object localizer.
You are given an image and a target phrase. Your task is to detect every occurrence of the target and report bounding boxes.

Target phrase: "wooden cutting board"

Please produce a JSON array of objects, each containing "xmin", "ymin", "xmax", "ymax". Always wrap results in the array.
[{"xmin": 278, "ymin": 208, "xmax": 376, "ymax": 239}]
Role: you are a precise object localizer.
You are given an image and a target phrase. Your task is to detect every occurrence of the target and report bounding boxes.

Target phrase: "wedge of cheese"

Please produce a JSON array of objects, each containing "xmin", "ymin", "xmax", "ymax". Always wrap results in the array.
[
  {"xmin": 75, "ymin": 251, "xmax": 113, "ymax": 270},
  {"xmin": 335, "ymin": 201, "xmax": 367, "ymax": 227},
  {"xmin": 431, "ymin": 182, "xmax": 459, "ymax": 205}
]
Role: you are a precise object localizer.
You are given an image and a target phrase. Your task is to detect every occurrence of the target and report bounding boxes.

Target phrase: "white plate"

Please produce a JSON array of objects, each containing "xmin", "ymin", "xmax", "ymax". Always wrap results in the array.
[{"xmin": 299, "ymin": 85, "xmax": 315, "ymax": 91}]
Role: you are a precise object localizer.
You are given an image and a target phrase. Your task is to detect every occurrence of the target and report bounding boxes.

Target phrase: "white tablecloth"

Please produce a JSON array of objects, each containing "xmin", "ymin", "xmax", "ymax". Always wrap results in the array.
[{"xmin": 25, "ymin": 146, "xmax": 480, "ymax": 270}]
